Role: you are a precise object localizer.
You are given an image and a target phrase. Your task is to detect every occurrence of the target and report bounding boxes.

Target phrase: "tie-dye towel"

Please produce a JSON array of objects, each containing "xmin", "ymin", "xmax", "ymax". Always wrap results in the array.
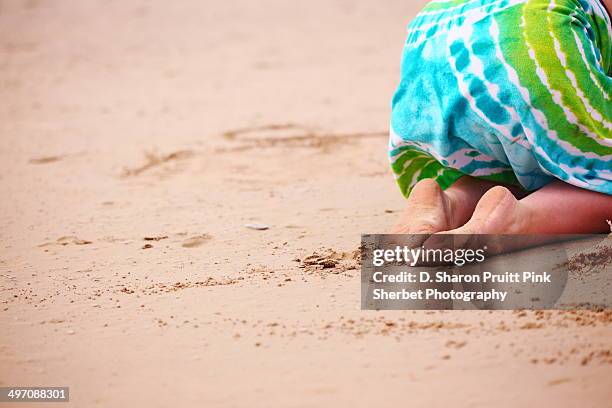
[{"xmin": 389, "ymin": 0, "xmax": 611, "ymax": 197}]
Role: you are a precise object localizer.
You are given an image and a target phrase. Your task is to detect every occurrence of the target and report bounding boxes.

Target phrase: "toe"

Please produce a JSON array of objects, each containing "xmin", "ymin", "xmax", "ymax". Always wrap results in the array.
[
  {"xmin": 409, "ymin": 178, "xmax": 443, "ymax": 206},
  {"xmin": 436, "ymin": 186, "xmax": 519, "ymax": 235},
  {"xmin": 390, "ymin": 179, "xmax": 451, "ymax": 234},
  {"xmin": 472, "ymin": 186, "xmax": 517, "ymax": 219}
]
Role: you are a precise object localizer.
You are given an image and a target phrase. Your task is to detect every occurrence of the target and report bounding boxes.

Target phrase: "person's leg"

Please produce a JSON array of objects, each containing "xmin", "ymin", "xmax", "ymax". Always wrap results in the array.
[
  {"xmin": 391, "ymin": 176, "xmax": 526, "ymax": 234},
  {"xmin": 437, "ymin": 181, "xmax": 612, "ymax": 235}
]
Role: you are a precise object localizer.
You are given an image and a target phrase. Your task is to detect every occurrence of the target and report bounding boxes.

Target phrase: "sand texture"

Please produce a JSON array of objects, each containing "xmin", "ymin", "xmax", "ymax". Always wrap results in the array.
[{"xmin": 1, "ymin": 1, "xmax": 611, "ymax": 406}]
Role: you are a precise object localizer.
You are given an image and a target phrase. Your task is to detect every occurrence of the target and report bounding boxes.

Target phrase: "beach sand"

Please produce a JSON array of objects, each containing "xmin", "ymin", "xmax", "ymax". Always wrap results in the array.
[{"xmin": 0, "ymin": 0, "xmax": 611, "ymax": 406}]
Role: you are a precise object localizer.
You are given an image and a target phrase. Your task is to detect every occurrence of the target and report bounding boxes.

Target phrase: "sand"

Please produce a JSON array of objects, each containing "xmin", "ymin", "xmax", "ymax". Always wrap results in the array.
[{"xmin": 0, "ymin": 0, "xmax": 611, "ymax": 406}]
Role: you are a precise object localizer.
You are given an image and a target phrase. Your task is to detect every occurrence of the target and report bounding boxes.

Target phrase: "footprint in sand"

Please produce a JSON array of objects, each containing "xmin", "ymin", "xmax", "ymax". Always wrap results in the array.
[{"xmin": 181, "ymin": 234, "xmax": 211, "ymax": 248}]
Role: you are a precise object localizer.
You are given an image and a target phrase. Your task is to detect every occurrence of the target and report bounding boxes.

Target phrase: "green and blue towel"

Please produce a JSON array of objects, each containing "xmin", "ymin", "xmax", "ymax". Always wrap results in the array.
[{"xmin": 390, "ymin": 0, "xmax": 611, "ymax": 196}]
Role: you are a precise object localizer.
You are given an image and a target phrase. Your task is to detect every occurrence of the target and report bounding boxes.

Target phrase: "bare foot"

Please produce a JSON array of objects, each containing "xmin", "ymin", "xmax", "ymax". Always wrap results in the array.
[
  {"xmin": 434, "ymin": 186, "xmax": 529, "ymax": 234},
  {"xmin": 436, "ymin": 181, "xmax": 612, "ymax": 235},
  {"xmin": 390, "ymin": 179, "xmax": 452, "ymax": 234},
  {"xmin": 391, "ymin": 176, "xmax": 509, "ymax": 234}
]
